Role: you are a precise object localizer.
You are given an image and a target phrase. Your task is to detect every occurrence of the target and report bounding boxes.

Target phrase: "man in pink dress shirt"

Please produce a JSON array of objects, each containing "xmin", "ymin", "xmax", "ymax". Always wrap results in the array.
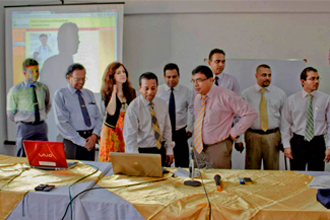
[{"xmin": 192, "ymin": 65, "xmax": 258, "ymax": 169}]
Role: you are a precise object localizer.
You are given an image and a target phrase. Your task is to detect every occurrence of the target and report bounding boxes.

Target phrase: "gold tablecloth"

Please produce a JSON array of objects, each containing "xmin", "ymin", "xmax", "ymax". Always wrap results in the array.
[
  {"xmin": 99, "ymin": 169, "xmax": 330, "ymax": 220},
  {"xmin": 0, "ymin": 155, "xmax": 103, "ymax": 220}
]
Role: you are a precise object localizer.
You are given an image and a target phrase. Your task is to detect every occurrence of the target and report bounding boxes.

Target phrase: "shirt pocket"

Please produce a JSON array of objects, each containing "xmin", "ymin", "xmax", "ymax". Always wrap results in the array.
[
  {"xmin": 314, "ymin": 107, "xmax": 326, "ymax": 122},
  {"xmin": 87, "ymin": 103, "xmax": 99, "ymax": 119},
  {"xmin": 269, "ymin": 99, "xmax": 281, "ymax": 116}
]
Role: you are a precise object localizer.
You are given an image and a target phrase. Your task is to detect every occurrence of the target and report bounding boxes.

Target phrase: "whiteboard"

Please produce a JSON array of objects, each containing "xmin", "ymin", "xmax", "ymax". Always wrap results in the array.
[{"xmin": 224, "ymin": 59, "xmax": 306, "ymax": 96}]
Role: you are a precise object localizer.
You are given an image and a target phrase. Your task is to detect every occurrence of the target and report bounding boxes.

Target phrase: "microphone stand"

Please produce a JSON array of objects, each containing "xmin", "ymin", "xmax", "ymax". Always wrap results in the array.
[{"xmin": 184, "ymin": 146, "xmax": 201, "ymax": 187}]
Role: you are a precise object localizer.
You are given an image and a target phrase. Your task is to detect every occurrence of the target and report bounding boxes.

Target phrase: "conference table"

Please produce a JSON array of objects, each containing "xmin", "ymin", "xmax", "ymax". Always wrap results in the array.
[{"xmin": 1, "ymin": 154, "xmax": 330, "ymax": 220}]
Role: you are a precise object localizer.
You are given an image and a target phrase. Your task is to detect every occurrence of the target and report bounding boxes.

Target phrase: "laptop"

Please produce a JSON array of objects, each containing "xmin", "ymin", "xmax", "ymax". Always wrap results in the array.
[
  {"xmin": 23, "ymin": 140, "xmax": 78, "ymax": 170},
  {"xmin": 110, "ymin": 152, "xmax": 163, "ymax": 177}
]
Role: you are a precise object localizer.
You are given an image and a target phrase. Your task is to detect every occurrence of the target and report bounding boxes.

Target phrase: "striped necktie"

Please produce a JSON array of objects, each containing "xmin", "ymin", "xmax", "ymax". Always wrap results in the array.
[
  {"xmin": 305, "ymin": 94, "xmax": 314, "ymax": 142},
  {"xmin": 149, "ymin": 102, "xmax": 162, "ymax": 149},
  {"xmin": 260, "ymin": 87, "xmax": 268, "ymax": 132},
  {"xmin": 194, "ymin": 95, "xmax": 207, "ymax": 154}
]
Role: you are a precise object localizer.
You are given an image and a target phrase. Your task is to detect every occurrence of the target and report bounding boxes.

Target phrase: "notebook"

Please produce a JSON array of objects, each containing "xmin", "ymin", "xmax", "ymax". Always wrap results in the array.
[
  {"xmin": 23, "ymin": 140, "xmax": 78, "ymax": 170},
  {"xmin": 110, "ymin": 152, "xmax": 163, "ymax": 177}
]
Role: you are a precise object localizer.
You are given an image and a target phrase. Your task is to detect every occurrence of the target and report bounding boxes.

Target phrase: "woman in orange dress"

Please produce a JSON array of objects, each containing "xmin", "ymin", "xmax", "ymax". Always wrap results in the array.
[{"xmin": 98, "ymin": 62, "xmax": 136, "ymax": 162}]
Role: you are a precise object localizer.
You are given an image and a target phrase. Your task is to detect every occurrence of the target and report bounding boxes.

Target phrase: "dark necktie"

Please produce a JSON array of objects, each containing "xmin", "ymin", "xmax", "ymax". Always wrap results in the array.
[
  {"xmin": 30, "ymin": 84, "xmax": 40, "ymax": 122},
  {"xmin": 76, "ymin": 90, "xmax": 91, "ymax": 127},
  {"xmin": 214, "ymin": 76, "xmax": 219, "ymax": 86},
  {"xmin": 169, "ymin": 87, "xmax": 176, "ymax": 134}
]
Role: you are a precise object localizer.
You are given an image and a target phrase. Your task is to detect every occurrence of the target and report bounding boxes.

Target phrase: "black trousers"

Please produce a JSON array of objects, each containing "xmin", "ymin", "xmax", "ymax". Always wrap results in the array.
[
  {"xmin": 138, "ymin": 142, "xmax": 167, "ymax": 167},
  {"xmin": 290, "ymin": 134, "xmax": 325, "ymax": 171},
  {"xmin": 173, "ymin": 127, "xmax": 190, "ymax": 168},
  {"xmin": 63, "ymin": 130, "xmax": 95, "ymax": 161}
]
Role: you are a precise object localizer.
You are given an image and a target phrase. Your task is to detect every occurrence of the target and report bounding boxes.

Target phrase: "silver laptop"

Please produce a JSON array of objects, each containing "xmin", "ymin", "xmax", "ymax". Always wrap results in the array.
[{"xmin": 110, "ymin": 152, "xmax": 163, "ymax": 177}]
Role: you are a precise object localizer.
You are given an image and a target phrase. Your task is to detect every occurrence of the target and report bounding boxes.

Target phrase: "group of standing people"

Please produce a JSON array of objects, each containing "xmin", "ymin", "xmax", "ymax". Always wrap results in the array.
[{"xmin": 6, "ymin": 47, "xmax": 330, "ymax": 171}]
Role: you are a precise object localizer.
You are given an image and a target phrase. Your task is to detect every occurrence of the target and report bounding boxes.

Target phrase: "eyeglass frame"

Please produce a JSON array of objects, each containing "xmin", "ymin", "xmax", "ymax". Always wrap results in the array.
[{"xmin": 190, "ymin": 78, "xmax": 210, "ymax": 84}]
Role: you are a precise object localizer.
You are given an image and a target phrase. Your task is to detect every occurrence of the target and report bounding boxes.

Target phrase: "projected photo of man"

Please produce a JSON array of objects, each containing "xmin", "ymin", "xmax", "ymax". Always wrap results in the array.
[
  {"xmin": 33, "ymin": 34, "xmax": 53, "ymax": 62},
  {"xmin": 40, "ymin": 22, "xmax": 80, "ymax": 141}
]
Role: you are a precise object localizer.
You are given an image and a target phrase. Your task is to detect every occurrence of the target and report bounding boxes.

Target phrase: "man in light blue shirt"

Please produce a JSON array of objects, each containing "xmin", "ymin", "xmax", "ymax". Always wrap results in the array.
[{"xmin": 53, "ymin": 63, "xmax": 103, "ymax": 161}]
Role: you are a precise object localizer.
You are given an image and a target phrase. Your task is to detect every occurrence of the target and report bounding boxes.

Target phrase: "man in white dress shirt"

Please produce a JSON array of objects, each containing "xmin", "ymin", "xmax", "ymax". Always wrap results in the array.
[
  {"xmin": 157, "ymin": 63, "xmax": 192, "ymax": 167},
  {"xmin": 124, "ymin": 72, "xmax": 175, "ymax": 167},
  {"xmin": 241, "ymin": 64, "xmax": 286, "ymax": 170},
  {"xmin": 281, "ymin": 67, "xmax": 330, "ymax": 171}
]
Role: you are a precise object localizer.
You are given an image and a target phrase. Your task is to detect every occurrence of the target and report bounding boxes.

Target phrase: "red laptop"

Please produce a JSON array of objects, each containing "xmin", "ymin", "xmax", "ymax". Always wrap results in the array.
[{"xmin": 23, "ymin": 140, "xmax": 78, "ymax": 170}]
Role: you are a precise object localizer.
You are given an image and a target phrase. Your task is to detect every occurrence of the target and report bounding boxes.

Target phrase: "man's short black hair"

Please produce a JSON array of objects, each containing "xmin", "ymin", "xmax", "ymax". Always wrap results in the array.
[
  {"xmin": 22, "ymin": 58, "xmax": 38, "ymax": 71},
  {"xmin": 66, "ymin": 63, "xmax": 86, "ymax": 76},
  {"xmin": 301, "ymin": 67, "xmax": 318, "ymax": 81},
  {"xmin": 163, "ymin": 63, "xmax": 180, "ymax": 76},
  {"xmin": 256, "ymin": 64, "xmax": 271, "ymax": 72},
  {"xmin": 139, "ymin": 72, "xmax": 158, "ymax": 86},
  {"xmin": 208, "ymin": 48, "xmax": 226, "ymax": 61},
  {"xmin": 192, "ymin": 65, "xmax": 213, "ymax": 79}
]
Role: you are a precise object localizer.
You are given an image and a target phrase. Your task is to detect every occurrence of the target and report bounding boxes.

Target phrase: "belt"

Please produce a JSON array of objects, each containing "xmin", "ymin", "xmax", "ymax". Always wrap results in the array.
[
  {"xmin": 293, "ymin": 133, "xmax": 324, "ymax": 140},
  {"xmin": 248, "ymin": 127, "xmax": 279, "ymax": 135},
  {"xmin": 20, "ymin": 121, "xmax": 44, "ymax": 125},
  {"xmin": 77, "ymin": 129, "xmax": 93, "ymax": 139}
]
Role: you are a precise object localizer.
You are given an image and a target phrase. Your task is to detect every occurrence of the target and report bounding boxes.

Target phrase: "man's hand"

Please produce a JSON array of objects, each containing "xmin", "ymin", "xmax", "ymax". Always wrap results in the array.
[
  {"xmin": 229, "ymin": 134, "xmax": 238, "ymax": 141},
  {"xmin": 186, "ymin": 131, "xmax": 192, "ymax": 139},
  {"xmin": 284, "ymin": 147, "xmax": 293, "ymax": 159},
  {"xmin": 165, "ymin": 155, "xmax": 174, "ymax": 166},
  {"xmin": 324, "ymin": 148, "xmax": 330, "ymax": 163},
  {"xmin": 235, "ymin": 142, "xmax": 244, "ymax": 153},
  {"xmin": 85, "ymin": 134, "xmax": 97, "ymax": 151}
]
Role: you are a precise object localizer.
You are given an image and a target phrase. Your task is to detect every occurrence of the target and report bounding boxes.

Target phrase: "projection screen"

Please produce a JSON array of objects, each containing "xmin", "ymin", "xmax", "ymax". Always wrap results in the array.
[{"xmin": 5, "ymin": 3, "xmax": 124, "ymax": 142}]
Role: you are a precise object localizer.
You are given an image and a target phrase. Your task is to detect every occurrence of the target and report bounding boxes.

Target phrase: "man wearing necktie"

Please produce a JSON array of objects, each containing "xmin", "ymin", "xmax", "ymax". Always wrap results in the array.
[
  {"xmin": 241, "ymin": 64, "xmax": 287, "ymax": 170},
  {"xmin": 7, "ymin": 58, "xmax": 51, "ymax": 157},
  {"xmin": 53, "ymin": 63, "xmax": 103, "ymax": 161},
  {"xmin": 281, "ymin": 67, "xmax": 330, "ymax": 171},
  {"xmin": 124, "ymin": 72, "xmax": 175, "ymax": 167},
  {"xmin": 192, "ymin": 65, "xmax": 257, "ymax": 169},
  {"xmin": 156, "ymin": 63, "xmax": 193, "ymax": 167}
]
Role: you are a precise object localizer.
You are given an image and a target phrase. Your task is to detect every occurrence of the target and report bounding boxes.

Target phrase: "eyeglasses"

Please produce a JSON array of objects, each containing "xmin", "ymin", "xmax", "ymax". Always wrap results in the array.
[
  {"xmin": 72, "ymin": 77, "xmax": 87, "ymax": 82},
  {"xmin": 191, "ymin": 78, "xmax": 208, "ymax": 84},
  {"xmin": 306, "ymin": 77, "xmax": 321, "ymax": 81}
]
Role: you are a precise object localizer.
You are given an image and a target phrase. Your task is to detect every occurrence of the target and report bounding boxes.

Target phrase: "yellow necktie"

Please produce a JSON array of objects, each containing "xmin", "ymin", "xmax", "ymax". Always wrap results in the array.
[
  {"xmin": 194, "ymin": 95, "xmax": 207, "ymax": 154},
  {"xmin": 149, "ymin": 102, "xmax": 162, "ymax": 149},
  {"xmin": 260, "ymin": 87, "xmax": 269, "ymax": 132}
]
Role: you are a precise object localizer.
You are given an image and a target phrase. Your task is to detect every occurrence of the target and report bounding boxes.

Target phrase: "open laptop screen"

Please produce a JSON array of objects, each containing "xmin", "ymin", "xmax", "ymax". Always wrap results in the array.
[
  {"xmin": 23, "ymin": 140, "xmax": 68, "ymax": 168},
  {"xmin": 110, "ymin": 152, "xmax": 163, "ymax": 178}
]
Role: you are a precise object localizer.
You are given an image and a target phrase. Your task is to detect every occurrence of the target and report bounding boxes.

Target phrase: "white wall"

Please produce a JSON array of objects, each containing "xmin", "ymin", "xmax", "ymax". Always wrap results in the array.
[{"xmin": 1, "ymin": 0, "xmax": 330, "ymax": 170}]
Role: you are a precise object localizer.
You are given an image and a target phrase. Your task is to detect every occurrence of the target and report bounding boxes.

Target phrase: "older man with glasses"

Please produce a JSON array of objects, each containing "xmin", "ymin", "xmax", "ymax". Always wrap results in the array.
[
  {"xmin": 191, "ymin": 65, "xmax": 257, "ymax": 169},
  {"xmin": 281, "ymin": 67, "xmax": 330, "ymax": 171},
  {"xmin": 53, "ymin": 63, "xmax": 103, "ymax": 161}
]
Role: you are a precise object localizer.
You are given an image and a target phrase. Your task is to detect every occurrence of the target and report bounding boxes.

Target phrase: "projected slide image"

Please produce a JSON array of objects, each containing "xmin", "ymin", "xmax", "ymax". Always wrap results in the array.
[
  {"xmin": 11, "ymin": 9, "xmax": 118, "ymax": 94},
  {"xmin": 28, "ymin": 33, "xmax": 58, "ymax": 63}
]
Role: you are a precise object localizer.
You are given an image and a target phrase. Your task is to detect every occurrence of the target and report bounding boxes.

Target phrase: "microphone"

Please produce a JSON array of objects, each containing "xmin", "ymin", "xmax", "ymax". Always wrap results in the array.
[
  {"xmin": 214, "ymin": 174, "xmax": 222, "ymax": 191},
  {"xmin": 184, "ymin": 146, "xmax": 201, "ymax": 187}
]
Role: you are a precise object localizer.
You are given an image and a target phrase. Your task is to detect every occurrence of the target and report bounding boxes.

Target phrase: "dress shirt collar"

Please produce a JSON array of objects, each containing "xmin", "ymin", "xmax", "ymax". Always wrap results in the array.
[
  {"xmin": 24, "ymin": 80, "xmax": 37, "ymax": 87},
  {"xmin": 67, "ymin": 83, "xmax": 78, "ymax": 95},
  {"xmin": 302, "ymin": 89, "xmax": 317, "ymax": 98},
  {"xmin": 205, "ymin": 84, "xmax": 216, "ymax": 99},
  {"xmin": 165, "ymin": 84, "xmax": 179, "ymax": 92},
  {"xmin": 213, "ymin": 72, "xmax": 224, "ymax": 80},
  {"xmin": 139, "ymin": 95, "xmax": 152, "ymax": 107},
  {"xmin": 255, "ymin": 84, "xmax": 271, "ymax": 92}
]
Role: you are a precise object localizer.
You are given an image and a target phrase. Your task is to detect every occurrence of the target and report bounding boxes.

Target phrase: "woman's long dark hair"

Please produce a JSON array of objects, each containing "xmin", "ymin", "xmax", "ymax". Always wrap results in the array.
[{"xmin": 100, "ymin": 62, "xmax": 135, "ymax": 102}]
